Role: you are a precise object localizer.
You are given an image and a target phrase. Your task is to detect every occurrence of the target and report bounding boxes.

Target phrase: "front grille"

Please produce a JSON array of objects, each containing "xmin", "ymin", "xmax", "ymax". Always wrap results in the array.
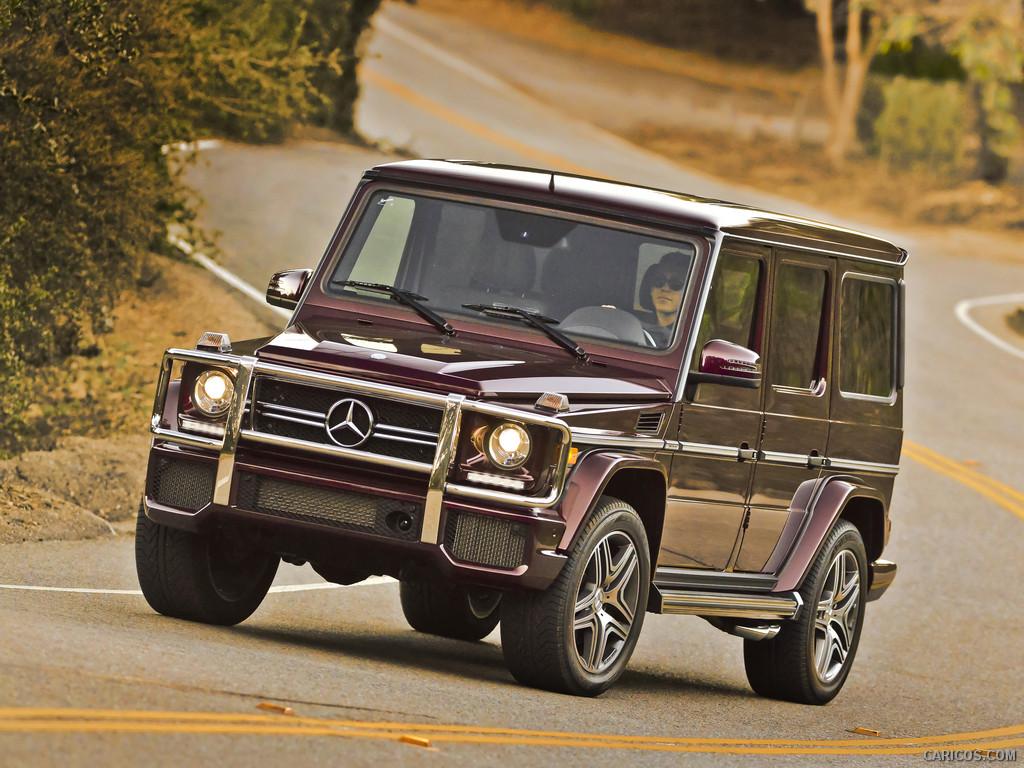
[
  {"xmin": 150, "ymin": 456, "xmax": 216, "ymax": 511},
  {"xmin": 235, "ymin": 472, "xmax": 422, "ymax": 541},
  {"xmin": 444, "ymin": 511, "xmax": 526, "ymax": 570},
  {"xmin": 249, "ymin": 377, "xmax": 442, "ymax": 463}
]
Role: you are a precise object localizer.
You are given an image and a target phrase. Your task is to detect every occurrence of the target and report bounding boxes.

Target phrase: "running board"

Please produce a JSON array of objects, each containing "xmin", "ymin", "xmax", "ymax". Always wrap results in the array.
[{"xmin": 655, "ymin": 588, "xmax": 803, "ymax": 621}]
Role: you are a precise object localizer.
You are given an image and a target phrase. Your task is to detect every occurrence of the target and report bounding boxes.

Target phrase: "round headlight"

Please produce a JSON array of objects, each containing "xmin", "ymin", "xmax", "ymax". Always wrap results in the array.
[
  {"xmin": 486, "ymin": 423, "xmax": 531, "ymax": 469},
  {"xmin": 193, "ymin": 369, "xmax": 234, "ymax": 418}
]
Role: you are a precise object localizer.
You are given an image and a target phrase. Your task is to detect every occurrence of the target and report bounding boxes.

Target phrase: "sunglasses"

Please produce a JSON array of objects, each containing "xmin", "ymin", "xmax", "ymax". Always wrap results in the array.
[{"xmin": 650, "ymin": 273, "xmax": 685, "ymax": 291}]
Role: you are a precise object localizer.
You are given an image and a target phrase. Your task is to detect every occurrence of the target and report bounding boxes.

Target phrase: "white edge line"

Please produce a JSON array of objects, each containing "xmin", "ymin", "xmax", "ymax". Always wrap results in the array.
[
  {"xmin": 166, "ymin": 232, "xmax": 292, "ymax": 322},
  {"xmin": 0, "ymin": 576, "xmax": 396, "ymax": 596},
  {"xmin": 954, "ymin": 293, "xmax": 1024, "ymax": 361}
]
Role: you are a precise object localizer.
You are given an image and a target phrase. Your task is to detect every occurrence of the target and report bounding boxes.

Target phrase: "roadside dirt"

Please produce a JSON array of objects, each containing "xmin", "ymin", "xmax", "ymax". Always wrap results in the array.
[{"xmin": 0, "ymin": 254, "xmax": 277, "ymax": 545}]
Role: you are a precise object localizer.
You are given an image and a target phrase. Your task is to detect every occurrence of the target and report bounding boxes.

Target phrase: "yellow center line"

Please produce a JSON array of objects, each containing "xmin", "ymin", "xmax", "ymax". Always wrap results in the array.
[
  {"xmin": 362, "ymin": 68, "xmax": 601, "ymax": 178},
  {"xmin": 903, "ymin": 441, "xmax": 1024, "ymax": 521},
  {"xmin": 1, "ymin": 709, "xmax": 1023, "ymax": 755}
]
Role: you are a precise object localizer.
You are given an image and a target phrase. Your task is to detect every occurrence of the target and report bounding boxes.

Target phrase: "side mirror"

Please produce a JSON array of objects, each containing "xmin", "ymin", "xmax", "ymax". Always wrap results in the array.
[
  {"xmin": 266, "ymin": 269, "xmax": 312, "ymax": 310},
  {"xmin": 689, "ymin": 339, "xmax": 761, "ymax": 389}
]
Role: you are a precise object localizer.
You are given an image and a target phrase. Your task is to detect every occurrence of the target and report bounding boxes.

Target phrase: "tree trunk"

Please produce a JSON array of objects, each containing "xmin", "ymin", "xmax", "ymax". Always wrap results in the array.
[
  {"xmin": 970, "ymin": 80, "xmax": 1010, "ymax": 182},
  {"xmin": 810, "ymin": 1, "xmax": 883, "ymax": 166}
]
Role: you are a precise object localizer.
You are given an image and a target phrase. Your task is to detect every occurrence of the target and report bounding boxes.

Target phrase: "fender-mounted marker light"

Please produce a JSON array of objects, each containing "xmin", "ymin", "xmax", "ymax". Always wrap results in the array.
[
  {"xmin": 567, "ymin": 447, "xmax": 579, "ymax": 466},
  {"xmin": 535, "ymin": 391, "xmax": 569, "ymax": 413},
  {"xmin": 196, "ymin": 331, "xmax": 232, "ymax": 353}
]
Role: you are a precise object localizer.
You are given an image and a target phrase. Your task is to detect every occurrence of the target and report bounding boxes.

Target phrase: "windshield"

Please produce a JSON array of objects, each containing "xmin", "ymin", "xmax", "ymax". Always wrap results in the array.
[{"xmin": 327, "ymin": 190, "xmax": 697, "ymax": 350}]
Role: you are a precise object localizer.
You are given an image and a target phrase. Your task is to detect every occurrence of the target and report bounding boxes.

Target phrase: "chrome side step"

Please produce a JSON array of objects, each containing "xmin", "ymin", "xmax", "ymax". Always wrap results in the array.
[{"xmin": 656, "ymin": 588, "xmax": 803, "ymax": 621}]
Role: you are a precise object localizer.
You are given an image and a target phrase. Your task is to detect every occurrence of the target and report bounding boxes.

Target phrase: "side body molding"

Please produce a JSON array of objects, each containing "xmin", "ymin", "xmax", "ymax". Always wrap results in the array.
[
  {"xmin": 769, "ymin": 476, "xmax": 887, "ymax": 594},
  {"xmin": 556, "ymin": 451, "xmax": 667, "ymax": 555}
]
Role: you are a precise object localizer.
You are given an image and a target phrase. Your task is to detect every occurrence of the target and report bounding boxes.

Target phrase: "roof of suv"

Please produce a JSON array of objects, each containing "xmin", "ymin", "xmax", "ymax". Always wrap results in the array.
[{"xmin": 365, "ymin": 160, "xmax": 907, "ymax": 265}]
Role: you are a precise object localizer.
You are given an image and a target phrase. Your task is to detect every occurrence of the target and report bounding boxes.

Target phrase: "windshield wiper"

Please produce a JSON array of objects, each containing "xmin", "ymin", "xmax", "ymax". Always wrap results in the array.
[
  {"xmin": 462, "ymin": 303, "xmax": 587, "ymax": 361},
  {"xmin": 334, "ymin": 280, "xmax": 455, "ymax": 336}
]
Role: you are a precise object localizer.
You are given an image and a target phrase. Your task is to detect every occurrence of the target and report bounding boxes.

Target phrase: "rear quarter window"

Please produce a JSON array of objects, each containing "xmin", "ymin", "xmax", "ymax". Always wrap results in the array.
[{"xmin": 839, "ymin": 275, "xmax": 896, "ymax": 399}]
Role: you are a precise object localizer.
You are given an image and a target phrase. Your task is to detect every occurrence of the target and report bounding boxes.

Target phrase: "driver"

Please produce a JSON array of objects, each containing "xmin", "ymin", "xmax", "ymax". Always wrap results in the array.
[{"xmin": 637, "ymin": 251, "xmax": 689, "ymax": 347}]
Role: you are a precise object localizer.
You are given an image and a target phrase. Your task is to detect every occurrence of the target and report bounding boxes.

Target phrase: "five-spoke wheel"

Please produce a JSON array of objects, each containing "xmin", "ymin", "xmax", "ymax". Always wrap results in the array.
[
  {"xmin": 501, "ymin": 496, "xmax": 649, "ymax": 696},
  {"xmin": 572, "ymin": 530, "xmax": 642, "ymax": 675},
  {"xmin": 743, "ymin": 519, "xmax": 867, "ymax": 704}
]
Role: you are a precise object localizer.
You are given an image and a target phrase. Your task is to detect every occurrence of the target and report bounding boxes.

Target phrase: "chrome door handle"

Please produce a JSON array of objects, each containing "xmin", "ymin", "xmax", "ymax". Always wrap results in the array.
[
  {"xmin": 808, "ymin": 453, "xmax": 831, "ymax": 468},
  {"xmin": 738, "ymin": 444, "xmax": 759, "ymax": 462}
]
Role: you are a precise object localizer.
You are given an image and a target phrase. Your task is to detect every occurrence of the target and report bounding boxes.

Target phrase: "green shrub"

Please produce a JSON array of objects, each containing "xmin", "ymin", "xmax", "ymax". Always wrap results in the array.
[
  {"xmin": 873, "ymin": 76, "xmax": 967, "ymax": 175},
  {"xmin": 0, "ymin": 0, "xmax": 384, "ymax": 448}
]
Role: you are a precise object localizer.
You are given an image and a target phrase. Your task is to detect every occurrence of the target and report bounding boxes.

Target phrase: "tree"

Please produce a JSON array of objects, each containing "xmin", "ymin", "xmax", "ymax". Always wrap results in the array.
[{"xmin": 805, "ymin": 0, "xmax": 1023, "ymax": 176}]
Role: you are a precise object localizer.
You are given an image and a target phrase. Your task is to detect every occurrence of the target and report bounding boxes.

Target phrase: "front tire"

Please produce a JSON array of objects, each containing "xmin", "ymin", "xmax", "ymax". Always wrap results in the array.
[
  {"xmin": 399, "ymin": 579, "xmax": 501, "ymax": 641},
  {"xmin": 500, "ymin": 496, "xmax": 650, "ymax": 696},
  {"xmin": 135, "ymin": 502, "xmax": 279, "ymax": 626},
  {"xmin": 743, "ymin": 519, "xmax": 867, "ymax": 704}
]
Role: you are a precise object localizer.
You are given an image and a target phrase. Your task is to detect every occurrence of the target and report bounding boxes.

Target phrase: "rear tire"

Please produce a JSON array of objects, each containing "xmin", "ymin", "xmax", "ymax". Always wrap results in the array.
[
  {"xmin": 135, "ymin": 501, "xmax": 278, "ymax": 626},
  {"xmin": 500, "ymin": 496, "xmax": 649, "ymax": 697},
  {"xmin": 743, "ymin": 519, "xmax": 867, "ymax": 704},
  {"xmin": 399, "ymin": 579, "xmax": 501, "ymax": 641}
]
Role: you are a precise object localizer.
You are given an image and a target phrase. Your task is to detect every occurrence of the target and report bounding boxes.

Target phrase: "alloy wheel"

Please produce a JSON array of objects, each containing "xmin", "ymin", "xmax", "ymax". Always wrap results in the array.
[
  {"xmin": 572, "ymin": 531, "xmax": 641, "ymax": 674},
  {"xmin": 814, "ymin": 549, "xmax": 861, "ymax": 684}
]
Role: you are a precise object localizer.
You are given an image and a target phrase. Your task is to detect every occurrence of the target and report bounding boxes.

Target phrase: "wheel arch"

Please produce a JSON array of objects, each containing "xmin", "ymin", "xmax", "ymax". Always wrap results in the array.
[
  {"xmin": 772, "ymin": 476, "xmax": 887, "ymax": 593},
  {"xmin": 556, "ymin": 451, "xmax": 666, "ymax": 571}
]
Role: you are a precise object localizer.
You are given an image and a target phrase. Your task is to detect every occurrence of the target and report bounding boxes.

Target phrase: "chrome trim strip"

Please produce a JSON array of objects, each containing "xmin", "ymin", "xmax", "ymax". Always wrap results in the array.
[
  {"xmin": 151, "ymin": 427, "xmax": 222, "ymax": 451},
  {"xmin": 260, "ymin": 402, "xmax": 325, "ymax": 420},
  {"xmin": 675, "ymin": 441, "xmax": 739, "ymax": 459},
  {"xmin": 422, "ymin": 394, "xmax": 464, "ymax": 544},
  {"xmin": 374, "ymin": 433, "xmax": 438, "ymax": 448},
  {"xmin": 240, "ymin": 429, "xmax": 432, "ymax": 474},
  {"xmin": 376, "ymin": 423, "xmax": 439, "ymax": 440},
  {"xmin": 659, "ymin": 590, "xmax": 803, "ymax": 620},
  {"xmin": 571, "ymin": 429, "xmax": 666, "ymax": 450},
  {"xmin": 760, "ymin": 450, "xmax": 811, "ymax": 468},
  {"xmin": 261, "ymin": 411, "xmax": 324, "ymax": 429},
  {"xmin": 827, "ymin": 458, "xmax": 900, "ymax": 475},
  {"xmin": 213, "ymin": 356, "xmax": 256, "ymax": 506}
]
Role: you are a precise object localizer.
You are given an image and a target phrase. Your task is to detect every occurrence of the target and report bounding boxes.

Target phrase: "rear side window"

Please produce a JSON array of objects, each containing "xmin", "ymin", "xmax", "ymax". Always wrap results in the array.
[
  {"xmin": 840, "ymin": 276, "xmax": 896, "ymax": 398},
  {"xmin": 770, "ymin": 264, "xmax": 829, "ymax": 390}
]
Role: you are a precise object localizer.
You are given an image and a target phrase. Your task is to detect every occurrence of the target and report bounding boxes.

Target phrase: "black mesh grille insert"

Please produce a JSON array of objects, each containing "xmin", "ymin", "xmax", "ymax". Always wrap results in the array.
[
  {"xmin": 151, "ymin": 456, "xmax": 216, "ymax": 511},
  {"xmin": 250, "ymin": 377, "xmax": 443, "ymax": 463},
  {"xmin": 444, "ymin": 511, "xmax": 526, "ymax": 570},
  {"xmin": 235, "ymin": 473, "xmax": 422, "ymax": 541}
]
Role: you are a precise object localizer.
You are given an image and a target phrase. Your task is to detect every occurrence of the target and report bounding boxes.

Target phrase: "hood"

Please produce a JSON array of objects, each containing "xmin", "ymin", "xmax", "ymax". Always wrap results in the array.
[{"xmin": 254, "ymin": 319, "xmax": 674, "ymax": 403}]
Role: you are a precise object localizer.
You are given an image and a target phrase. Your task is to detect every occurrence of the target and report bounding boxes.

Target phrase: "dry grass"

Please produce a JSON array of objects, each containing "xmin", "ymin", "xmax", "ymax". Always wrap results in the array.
[{"xmin": 3, "ymin": 254, "xmax": 278, "ymax": 457}]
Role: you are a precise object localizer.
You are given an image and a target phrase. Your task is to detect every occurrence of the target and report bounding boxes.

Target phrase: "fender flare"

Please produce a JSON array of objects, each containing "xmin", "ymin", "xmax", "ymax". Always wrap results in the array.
[
  {"xmin": 771, "ymin": 475, "xmax": 887, "ymax": 593},
  {"xmin": 556, "ymin": 450, "xmax": 667, "ymax": 555}
]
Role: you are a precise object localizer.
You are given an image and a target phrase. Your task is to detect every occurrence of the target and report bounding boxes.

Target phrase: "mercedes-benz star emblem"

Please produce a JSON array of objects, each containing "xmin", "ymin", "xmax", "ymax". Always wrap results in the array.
[{"xmin": 325, "ymin": 398, "xmax": 375, "ymax": 448}]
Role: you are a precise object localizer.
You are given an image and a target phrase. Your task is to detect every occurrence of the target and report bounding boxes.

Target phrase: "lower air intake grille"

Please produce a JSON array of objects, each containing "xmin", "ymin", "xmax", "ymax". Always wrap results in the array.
[
  {"xmin": 235, "ymin": 473, "xmax": 421, "ymax": 541},
  {"xmin": 444, "ymin": 511, "xmax": 526, "ymax": 570},
  {"xmin": 151, "ymin": 456, "xmax": 216, "ymax": 511}
]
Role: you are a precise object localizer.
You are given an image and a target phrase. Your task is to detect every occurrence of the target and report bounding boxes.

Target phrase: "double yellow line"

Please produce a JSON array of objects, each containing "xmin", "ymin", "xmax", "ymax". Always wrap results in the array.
[
  {"xmin": 1, "ymin": 709, "xmax": 1022, "ymax": 756},
  {"xmin": 903, "ymin": 440, "xmax": 1024, "ymax": 521}
]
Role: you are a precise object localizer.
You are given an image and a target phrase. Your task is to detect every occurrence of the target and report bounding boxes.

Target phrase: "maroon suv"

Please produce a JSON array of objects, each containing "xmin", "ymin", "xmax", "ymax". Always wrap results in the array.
[{"xmin": 137, "ymin": 160, "xmax": 903, "ymax": 702}]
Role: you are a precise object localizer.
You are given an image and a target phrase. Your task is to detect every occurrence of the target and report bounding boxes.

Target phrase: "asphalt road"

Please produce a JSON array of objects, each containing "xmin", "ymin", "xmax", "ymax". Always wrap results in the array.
[{"xmin": 2, "ymin": 3, "xmax": 1023, "ymax": 766}]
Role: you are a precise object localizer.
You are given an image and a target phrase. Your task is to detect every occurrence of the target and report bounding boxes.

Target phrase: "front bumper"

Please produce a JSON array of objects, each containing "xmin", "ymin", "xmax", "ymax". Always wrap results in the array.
[{"xmin": 144, "ymin": 349, "xmax": 573, "ymax": 590}]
